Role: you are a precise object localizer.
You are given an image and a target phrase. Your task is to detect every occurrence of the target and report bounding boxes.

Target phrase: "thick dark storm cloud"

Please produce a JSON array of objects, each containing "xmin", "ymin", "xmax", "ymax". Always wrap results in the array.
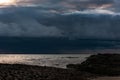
[{"xmin": 0, "ymin": 0, "xmax": 120, "ymax": 40}]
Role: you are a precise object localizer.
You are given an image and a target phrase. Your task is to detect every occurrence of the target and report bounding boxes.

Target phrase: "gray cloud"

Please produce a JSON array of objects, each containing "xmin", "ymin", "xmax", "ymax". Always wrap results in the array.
[
  {"xmin": 0, "ymin": 22, "xmax": 63, "ymax": 37},
  {"xmin": 3, "ymin": 0, "xmax": 120, "ymax": 12},
  {"xmin": 0, "ymin": 7, "xmax": 64, "ymax": 37},
  {"xmin": 0, "ymin": 6, "xmax": 119, "ymax": 40},
  {"xmin": 14, "ymin": 0, "xmax": 114, "ymax": 12},
  {"xmin": 0, "ymin": 1, "xmax": 120, "ymax": 40}
]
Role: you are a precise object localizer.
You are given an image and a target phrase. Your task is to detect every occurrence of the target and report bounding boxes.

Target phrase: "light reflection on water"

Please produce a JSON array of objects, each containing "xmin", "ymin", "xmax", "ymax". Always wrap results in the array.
[{"xmin": 0, "ymin": 54, "xmax": 91, "ymax": 68}]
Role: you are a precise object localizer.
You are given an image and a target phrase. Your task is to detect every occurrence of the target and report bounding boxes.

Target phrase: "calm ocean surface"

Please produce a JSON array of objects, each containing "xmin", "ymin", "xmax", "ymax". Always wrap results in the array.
[{"xmin": 0, "ymin": 54, "xmax": 91, "ymax": 68}]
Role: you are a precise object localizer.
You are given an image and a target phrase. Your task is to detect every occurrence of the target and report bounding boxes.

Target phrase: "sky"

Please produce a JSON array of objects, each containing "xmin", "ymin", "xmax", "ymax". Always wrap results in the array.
[
  {"xmin": 0, "ymin": 0, "xmax": 119, "ymax": 40},
  {"xmin": 0, "ymin": 0, "xmax": 120, "ymax": 53}
]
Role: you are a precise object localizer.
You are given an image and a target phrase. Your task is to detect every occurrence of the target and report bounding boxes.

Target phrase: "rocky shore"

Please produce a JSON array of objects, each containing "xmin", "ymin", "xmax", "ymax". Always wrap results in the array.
[
  {"xmin": 0, "ymin": 63, "xmax": 93, "ymax": 80},
  {"xmin": 67, "ymin": 54, "xmax": 120, "ymax": 76}
]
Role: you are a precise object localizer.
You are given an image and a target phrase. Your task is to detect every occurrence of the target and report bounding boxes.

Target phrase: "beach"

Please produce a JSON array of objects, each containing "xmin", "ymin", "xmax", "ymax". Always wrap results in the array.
[
  {"xmin": 0, "ymin": 64, "xmax": 91, "ymax": 80},
  {"xmin": 92, "ymin": 77, "xmax": 120, "ymax": 80}
]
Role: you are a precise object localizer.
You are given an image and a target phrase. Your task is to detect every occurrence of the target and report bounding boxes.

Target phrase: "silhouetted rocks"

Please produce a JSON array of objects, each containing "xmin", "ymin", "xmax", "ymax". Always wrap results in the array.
[
  {"xmin": 0, "ymin": 64, "xmax": 90, "ymax": 80},
  {"xmin": 67, "ymin": 54, "xmax": 120, "ymax": 76}
]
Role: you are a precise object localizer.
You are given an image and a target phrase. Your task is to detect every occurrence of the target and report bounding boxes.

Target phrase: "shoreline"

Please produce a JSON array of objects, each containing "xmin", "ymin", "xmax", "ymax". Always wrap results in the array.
[
  {"xmin": 92, "ymin": 77, "xmax": 120, "ymax": 80},
  {"xmin": 0, "ymin": 63, "xmax": 92, "ymax": 80},
  {"xmin": 0, "ymin": 54, "xmax": 119, "ymax": 80},
  {"xmin": 0, "ymin": 63, "xmax": 119, "ymax": 80}
]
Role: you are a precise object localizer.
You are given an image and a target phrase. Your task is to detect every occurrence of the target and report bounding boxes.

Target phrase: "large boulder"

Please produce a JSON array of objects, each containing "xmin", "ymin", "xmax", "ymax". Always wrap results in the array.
[{"xmin": 67, "ymin": 54, "xmax": 120, "ymax": 76}]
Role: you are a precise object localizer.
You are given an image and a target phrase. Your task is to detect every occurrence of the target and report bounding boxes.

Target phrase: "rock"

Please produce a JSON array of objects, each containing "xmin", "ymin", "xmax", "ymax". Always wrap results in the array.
[{"xmin": 67, "ymin": 54, "xmax": 120, "ymax": 76}]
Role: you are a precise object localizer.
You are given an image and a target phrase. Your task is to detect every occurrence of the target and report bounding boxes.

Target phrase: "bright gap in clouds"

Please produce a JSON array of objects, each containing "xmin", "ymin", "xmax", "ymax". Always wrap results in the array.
[
  {"xmin": 63, "ymin": 9, "xmax": 117, "ymax": 15},
  {"xmin": 0, "ymin": 0, "xmax": 16, "ymax": 6}
]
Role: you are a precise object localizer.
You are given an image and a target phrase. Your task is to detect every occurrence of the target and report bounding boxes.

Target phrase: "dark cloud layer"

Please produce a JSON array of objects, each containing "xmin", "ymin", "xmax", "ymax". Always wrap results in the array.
[
  {"xmin": 0, "ymin": 0, "xmax": 120, "ymax": 52},
  {"xmin": 0, "ymin": 6, "xmax": 119, "ymax": 40},
  {"xmin": 0, "ymin": 0, "xmax": 119, "ymax": 40}
]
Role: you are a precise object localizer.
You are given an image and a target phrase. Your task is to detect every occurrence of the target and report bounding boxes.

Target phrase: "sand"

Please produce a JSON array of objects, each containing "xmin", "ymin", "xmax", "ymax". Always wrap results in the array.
[{"xmin": 92, "ymin": 77, "xmax": 120, "ymax": 80}]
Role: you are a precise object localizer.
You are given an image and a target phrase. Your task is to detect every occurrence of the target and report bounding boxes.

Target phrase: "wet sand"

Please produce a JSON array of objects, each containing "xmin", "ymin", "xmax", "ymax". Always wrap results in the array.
[{"xmin": 92, "ymin": 77, "xmax": 120, "ymax": 80}]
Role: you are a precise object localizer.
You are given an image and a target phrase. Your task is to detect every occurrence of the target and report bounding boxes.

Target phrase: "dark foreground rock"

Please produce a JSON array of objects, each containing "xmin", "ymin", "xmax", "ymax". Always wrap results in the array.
[
  {"xmin": 67, "ymin": 54, "xmax": 120, "ymax": 76},
  {"xmin": 0, "ymin": 64, "xmax": 91, "ymax": 80}
]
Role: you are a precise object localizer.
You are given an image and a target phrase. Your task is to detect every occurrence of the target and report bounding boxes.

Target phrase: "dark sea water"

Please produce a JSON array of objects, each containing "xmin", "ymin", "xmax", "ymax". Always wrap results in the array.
[{"xmin": 0, "ymin": 37, "xmax": 120, "ymax": 53}]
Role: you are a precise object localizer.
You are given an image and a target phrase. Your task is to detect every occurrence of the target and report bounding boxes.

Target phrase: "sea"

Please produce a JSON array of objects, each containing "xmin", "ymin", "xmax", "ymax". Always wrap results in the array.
[
  {"xmin": 0, "ymin": 37, "xmax": 120, "ymax": 68},
  {"xmin": 0, "ymin": 54, "xmax": 90, "ymax": 68}
]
